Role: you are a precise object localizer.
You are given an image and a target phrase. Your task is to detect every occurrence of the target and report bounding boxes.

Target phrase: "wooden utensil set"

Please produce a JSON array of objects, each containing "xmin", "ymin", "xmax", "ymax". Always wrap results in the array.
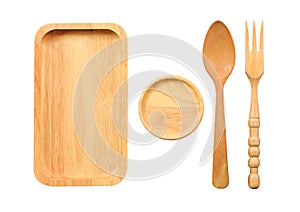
[
  {"xmin": 202, "ymin": 20, "xmax": 263, "ymax": 189},
  {"xmin": 34, "ymin": 21, "xmax": 263, "ymax": 189}
]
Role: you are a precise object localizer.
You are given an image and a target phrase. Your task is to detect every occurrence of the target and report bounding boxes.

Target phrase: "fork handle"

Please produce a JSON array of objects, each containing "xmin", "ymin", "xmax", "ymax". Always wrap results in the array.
[{"xmin": 248, "ymin": 80, "xmax": 260, "ymax": 189}]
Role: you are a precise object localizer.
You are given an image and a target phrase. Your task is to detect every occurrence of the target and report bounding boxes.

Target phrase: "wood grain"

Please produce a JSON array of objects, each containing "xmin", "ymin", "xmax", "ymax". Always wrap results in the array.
[
  {"xmin": 138, "ymin": 76, "xmax": 204, "ymax": 140},
  {"xmin": 34, "ymin": 23, "xmax": 127, "ymax": 186}
]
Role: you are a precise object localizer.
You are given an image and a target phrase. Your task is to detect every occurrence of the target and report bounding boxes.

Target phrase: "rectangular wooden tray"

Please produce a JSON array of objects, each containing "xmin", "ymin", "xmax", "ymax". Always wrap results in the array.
[{"xmin": 34, "ymin": 23, "xmax": 127, "ymax": 186}]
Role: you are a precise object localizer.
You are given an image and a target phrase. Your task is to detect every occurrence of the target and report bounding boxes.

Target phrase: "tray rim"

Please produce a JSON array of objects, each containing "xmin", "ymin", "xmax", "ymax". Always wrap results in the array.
[
  {"xmin": 34, "ymin": 23, "xmax": 127, "ymax": 186},
  {"xmin": 35, "ymin": 22, "xmax": 127, "ymax": 46}
]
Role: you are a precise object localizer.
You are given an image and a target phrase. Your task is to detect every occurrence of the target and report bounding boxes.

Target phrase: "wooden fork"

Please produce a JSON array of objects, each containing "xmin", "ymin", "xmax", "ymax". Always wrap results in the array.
[{"xmin": 245, "ymin": 21, "xmax": 264, "ymax": 189}]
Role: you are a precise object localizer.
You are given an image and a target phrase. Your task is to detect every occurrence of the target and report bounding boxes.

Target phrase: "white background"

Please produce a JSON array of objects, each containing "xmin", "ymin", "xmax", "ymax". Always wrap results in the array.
[{"xmin": 0, "ymin": 0, "xmax": 299, "ymax": 211}]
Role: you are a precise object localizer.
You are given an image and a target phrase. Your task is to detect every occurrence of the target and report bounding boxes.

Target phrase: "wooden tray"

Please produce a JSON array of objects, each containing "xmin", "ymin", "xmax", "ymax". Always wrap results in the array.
[{"xmin": 34, "ymin": 23, "xmax": 127, "ymax": 186}]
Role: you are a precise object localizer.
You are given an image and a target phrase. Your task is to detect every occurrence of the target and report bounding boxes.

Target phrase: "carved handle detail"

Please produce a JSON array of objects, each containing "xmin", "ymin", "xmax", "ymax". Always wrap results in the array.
[{"xmin": 248, "ymin": 118, "xmax": 260, "ymax": 188}]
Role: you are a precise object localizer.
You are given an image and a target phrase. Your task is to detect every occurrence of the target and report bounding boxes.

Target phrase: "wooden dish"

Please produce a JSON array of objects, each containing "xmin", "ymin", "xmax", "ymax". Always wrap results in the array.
[
  {"xmin": 138, "ymin": 76, "xmax": 204, "ymax": 140},
  {"xmin": 34, "ymin": 23, "xmax": 127, "ymax": 186}
]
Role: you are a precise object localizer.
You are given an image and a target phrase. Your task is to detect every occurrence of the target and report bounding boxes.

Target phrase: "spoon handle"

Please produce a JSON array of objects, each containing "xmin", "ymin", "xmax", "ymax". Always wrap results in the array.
[
  {"xmin": 212, "ymin": 88, "xmax": 229, "ymax": 188},
  {"xmin": 248, "ymin": 80, "xmax": 260, "ymax": 189}
]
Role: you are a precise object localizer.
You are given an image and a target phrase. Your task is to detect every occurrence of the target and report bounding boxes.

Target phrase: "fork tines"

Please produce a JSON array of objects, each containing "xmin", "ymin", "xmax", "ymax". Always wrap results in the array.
[{"xmin": 245, "ymin": 21, "xmax": 264, "ymax": 78}]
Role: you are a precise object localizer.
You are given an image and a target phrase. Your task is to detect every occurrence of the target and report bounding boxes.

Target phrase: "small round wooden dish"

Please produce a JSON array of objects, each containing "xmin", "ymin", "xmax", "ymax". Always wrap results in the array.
[{"xmin": 138, "ymin": 75, "xmax": 204, "ymax": 140}]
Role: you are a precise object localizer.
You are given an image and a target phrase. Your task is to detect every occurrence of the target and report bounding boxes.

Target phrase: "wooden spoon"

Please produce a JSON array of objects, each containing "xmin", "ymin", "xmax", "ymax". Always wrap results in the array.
[{"xmin": 203, "ymin": 21, "xmax": 235, "ymax": 188}]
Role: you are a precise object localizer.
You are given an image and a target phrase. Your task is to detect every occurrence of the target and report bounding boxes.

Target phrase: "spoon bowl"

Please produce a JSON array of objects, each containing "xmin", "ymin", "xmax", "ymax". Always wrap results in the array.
[{"xmin": 203, "ymin": 21, "xmax": 236, "ymax": 85}]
